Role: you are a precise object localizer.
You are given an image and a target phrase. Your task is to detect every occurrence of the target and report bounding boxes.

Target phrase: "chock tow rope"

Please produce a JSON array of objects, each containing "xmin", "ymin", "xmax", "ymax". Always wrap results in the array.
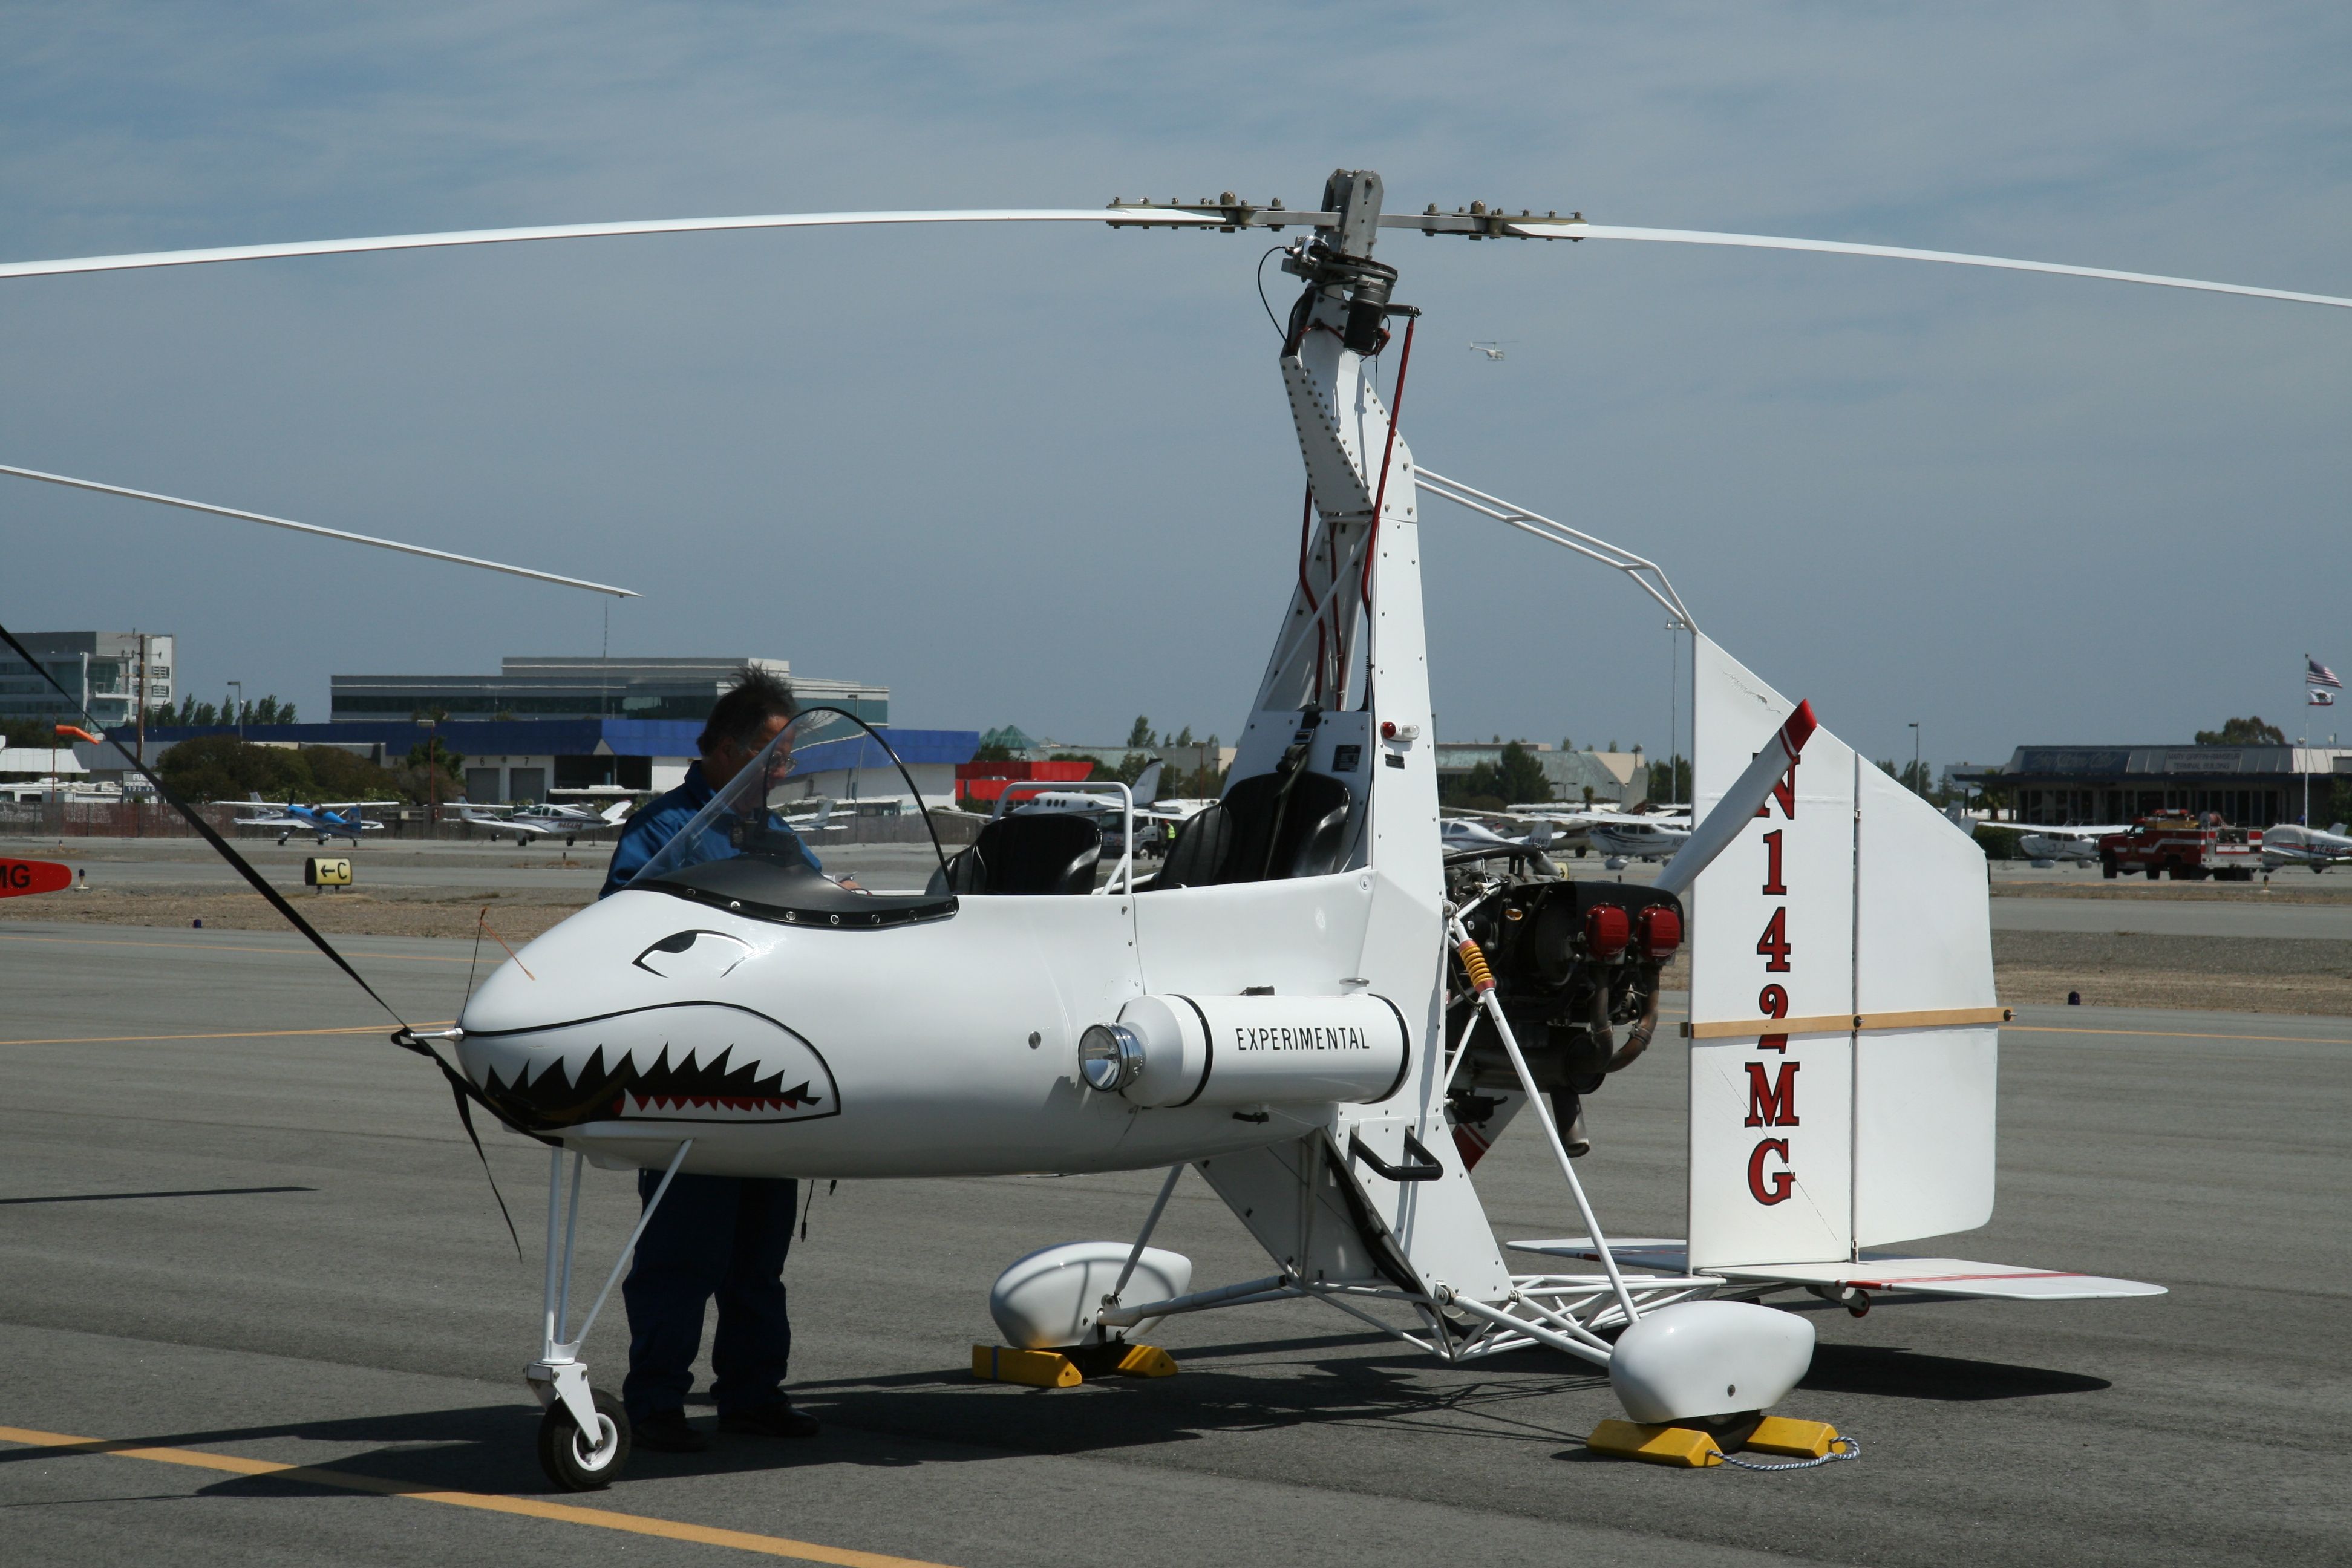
[{"xmin": 1720, "ymin": 1434, "xmax": 1861, "ymax": 1471}]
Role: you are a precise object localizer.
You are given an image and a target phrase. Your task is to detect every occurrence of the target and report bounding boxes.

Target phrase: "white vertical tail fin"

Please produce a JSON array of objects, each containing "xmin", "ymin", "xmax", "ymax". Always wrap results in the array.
[{"xmin": 1685, "ymin": 633, "xmax": 1998, "ymax": 1273}]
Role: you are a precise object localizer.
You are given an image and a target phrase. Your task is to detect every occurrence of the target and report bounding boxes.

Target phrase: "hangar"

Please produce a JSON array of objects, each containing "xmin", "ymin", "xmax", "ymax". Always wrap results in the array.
[{"xmin": 1959, "ymin": 743, "xmax": 2352, "ymax": 827}]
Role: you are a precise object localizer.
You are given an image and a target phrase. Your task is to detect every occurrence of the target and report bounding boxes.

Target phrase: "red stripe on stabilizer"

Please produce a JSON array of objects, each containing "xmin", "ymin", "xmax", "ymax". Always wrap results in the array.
[{"xmin": 1779, "ymin": 700, "xmax": 1818, "ymax": 757}]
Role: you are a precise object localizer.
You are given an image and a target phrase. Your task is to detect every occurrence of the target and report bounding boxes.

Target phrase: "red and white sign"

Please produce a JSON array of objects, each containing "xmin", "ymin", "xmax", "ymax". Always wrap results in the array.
[{"xmin": 0, "ymin": 858, "xmax": 72, "ymax": 898}]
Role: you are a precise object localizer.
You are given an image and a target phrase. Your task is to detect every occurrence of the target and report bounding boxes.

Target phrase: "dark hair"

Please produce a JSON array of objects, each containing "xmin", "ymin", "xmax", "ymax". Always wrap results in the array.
[{"xmin": 698, "ymin": 666, "xmax": 799, "ymax": 756}]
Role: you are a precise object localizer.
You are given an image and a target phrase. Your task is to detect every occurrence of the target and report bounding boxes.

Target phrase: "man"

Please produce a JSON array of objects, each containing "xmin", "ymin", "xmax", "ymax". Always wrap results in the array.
[{"xmin": 600, "ymin": 666, "xmax": 825, "ymax": 1452}]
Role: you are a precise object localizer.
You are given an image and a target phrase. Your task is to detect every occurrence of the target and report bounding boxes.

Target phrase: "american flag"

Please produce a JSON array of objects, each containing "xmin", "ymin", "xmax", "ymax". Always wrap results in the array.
[{"xmin": 2308, "ymin": 655, "xmax": 2342, "ymax": 689}]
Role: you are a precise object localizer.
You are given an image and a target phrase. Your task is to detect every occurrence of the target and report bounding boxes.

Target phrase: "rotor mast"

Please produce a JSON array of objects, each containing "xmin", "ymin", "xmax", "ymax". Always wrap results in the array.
[{"xmin": 1249, "ymin": 169, "xmax": 1417, "ymax": 715}]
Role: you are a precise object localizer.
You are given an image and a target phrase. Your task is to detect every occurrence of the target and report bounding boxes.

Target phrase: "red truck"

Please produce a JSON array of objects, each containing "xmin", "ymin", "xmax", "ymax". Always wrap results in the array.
[{"xmin": 2099, "ymin": 814, "xmax": 2263, "ymax": 881}]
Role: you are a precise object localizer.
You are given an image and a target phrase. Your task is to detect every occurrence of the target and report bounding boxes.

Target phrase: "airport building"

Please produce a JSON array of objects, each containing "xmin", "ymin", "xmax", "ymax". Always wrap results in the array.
[
  {"xmin": 0, "ymin": 630, "xmax": 174, "ymax": 729},
  {"xmin": 329, "ymin": 655, "xmax": 889, "ymax": 725},
  {"xmin": 1434, "ymin": 740, "xmax": 1650, "ymax": 808},
  {"xmin": 142, "ymin": 717, "xmax": 976, "ymax": 806},
  {"xmin": 1956, "ymin": 743, "xmax": 2352, "ymax": 827}
]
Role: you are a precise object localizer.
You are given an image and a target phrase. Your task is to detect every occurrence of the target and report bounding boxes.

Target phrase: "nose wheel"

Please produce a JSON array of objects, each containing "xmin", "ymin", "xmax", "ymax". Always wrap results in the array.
[
  {"xmin": 537, "ymin": 1386, "xmax": 630, "ymax": 1490},
  {"xmin": 525, "ymin": 1139, "xmax": 694, "ymax": 1492}
]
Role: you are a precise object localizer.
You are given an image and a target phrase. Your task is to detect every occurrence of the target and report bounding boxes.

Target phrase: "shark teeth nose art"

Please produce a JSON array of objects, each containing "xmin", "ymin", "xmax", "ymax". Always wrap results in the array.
[{"xmin": 460, "ymin": 1002, "xmax": 839, "ymax": 1132}]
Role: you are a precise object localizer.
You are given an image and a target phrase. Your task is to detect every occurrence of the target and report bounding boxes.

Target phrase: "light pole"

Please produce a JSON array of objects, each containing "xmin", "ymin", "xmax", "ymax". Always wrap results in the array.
[
  {"xmin": 1909, "ymin": 722, "xmax": 1921, "ymax": 797},
  {"xmin": 227, "ymin": 681, "xmax": 244, "ymax": 738},
  {"xmin": 414, "ymin": 707, "xmax": 447, "ymax": 831}
]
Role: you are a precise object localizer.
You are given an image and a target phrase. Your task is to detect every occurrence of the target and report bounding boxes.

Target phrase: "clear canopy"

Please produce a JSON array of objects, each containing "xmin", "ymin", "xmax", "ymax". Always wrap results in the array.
[{"xmin": 626, "ymin": 706, "xmax": 950, "ymax": 892}]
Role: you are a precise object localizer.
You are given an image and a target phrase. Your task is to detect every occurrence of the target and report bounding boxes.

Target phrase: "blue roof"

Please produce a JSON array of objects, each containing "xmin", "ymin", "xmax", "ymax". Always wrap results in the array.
[{"xmin": 141, "ymin": 719, "xmax": 978, "ymax": 766}]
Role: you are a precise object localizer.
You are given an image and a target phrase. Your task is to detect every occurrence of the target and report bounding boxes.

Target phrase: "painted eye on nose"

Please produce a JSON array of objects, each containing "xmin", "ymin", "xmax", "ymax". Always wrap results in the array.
[{"xmin": 633, "ymin": 930, "xmax": 753, "ymax": 980}]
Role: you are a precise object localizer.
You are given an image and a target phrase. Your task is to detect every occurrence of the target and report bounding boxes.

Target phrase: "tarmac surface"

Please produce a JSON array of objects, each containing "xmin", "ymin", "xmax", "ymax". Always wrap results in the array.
[
  {"xmin": 2, "ymin": 918, "xmax": 2346, "ymax": 1566},
  {"xmin": 16, "ymin": 837, "xmax": 2352, "ymax": 941}
]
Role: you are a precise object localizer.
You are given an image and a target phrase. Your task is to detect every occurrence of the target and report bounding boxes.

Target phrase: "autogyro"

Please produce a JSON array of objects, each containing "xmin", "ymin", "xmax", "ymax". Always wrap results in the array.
[{"xmin": 6, "ymin": 169, "xmax": 2345, "ymax": 1488}]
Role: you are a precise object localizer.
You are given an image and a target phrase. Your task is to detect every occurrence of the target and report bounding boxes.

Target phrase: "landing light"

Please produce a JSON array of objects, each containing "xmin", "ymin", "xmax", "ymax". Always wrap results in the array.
[{"xmin": 1078, "ymin": 1023, "xmax": 1146, "ymax": 1093}]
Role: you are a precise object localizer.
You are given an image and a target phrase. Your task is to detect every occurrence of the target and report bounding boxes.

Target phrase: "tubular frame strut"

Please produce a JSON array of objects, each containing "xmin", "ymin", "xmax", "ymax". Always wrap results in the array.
[
  {"xmin": 1415, "ymin": 468, "xmax": 1696, "ymax": 632},
  {"xmin": 526, "ymin": 1140, "xmax": 692, "ymax": 1439},
  {"xmin": 1099, "ymin": 1270, "xmax": 1719, "ymax": 1370}
]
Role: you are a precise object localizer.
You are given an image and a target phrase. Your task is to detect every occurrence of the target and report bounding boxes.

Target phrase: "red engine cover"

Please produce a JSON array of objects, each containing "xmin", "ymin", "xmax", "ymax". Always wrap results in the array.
[
  {"xmin": 1583, "ymin": 903, "xmax": 1631, "ymax": 958},
  {"xmin": 1635, "ymin": 904, "xmax": 1683, "ymax": 960}
]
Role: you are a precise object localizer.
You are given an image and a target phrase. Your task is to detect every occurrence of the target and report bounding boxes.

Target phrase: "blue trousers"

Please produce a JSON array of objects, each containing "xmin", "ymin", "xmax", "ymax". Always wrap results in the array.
[{"xmin": 621, "ymin": 1171, "xmax": 797, "ymax": 1419}]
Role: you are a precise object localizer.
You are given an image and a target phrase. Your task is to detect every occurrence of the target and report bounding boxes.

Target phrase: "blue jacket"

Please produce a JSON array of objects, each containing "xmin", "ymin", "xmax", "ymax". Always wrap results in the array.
[{"xmin": 600, "ymin": 762, "xmax": 820, "ymax": 898}]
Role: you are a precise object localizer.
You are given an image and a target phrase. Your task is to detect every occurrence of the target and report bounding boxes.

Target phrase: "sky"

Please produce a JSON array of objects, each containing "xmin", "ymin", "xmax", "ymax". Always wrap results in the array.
[{"xmin": 4, "ymin": 3, "xmax": 2347, "ymax": 771}]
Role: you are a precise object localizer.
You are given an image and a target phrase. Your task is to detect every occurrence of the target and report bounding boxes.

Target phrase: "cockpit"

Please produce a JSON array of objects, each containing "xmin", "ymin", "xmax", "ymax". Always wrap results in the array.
[
  {"xmin": 624, "ymin": 705, "xmax": 1371, "ymax": 921},
  {"xmin": 626, "ymin": 707, "xmax": 958, "ymax": 926}
]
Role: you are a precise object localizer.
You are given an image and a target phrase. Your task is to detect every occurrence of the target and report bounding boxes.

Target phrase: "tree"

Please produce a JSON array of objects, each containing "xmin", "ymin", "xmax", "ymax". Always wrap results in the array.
[
  {"xmin": 2194, "ymin": 716, "xmax": 2286, "ymax": 746},
  {"xmin": 2, "ymin": 718, "xmax": 59, "ymax": 748},
  {"xmin": 405, "ymin": 739, "xmax": 465, "ymax": 782},
  {"xmin": 1125, "ymin": 715, "xmax": 1155, "ymax": 750},
  {"xmin": 972, "ymin": 738, "xmax": 1018, "ymax": 762},
  {"xmin": 1647, "ymin": 755, "xmax": 1691, "ymax": 806},
  {"xmin": 301, "ymin": 746, "xmax": 403, "ymax": 800},
  {"xmin": 158, "ymin": 735, "xmax": 312, "ymax": 802},
  {"xmin": 1495, "ymin": 741, "xmax": 1551, "ymax": 804},
  {"xmin": 1875, "ymin": 757, "xmax": 1950, "ymax": 805},
  {"xmin": 1437, "ymin": 742, "xmax": 1550, "ymax": 811},
  {"xmin": 157, "ymin": 736, "xmax": 404, "ymax": 803},
  {"xmin": 1170, "ymin": 725, "xmax": 1194, "ymax": 748}
]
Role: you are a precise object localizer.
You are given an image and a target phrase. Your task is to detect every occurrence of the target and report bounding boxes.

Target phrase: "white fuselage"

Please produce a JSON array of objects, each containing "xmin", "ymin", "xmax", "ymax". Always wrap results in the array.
[
  {"xmin": 2262, "ymin": 823, "xmax": 2352, "ymax": 869},
  {"xmin": 456, "ymin": 266, "xmax": 1448, "ymax": 1189},
  {"xmin": 2016, "ymin": 832, "xmax": 2100, "ymax": 864},
  {"xmin": 456, "ymin": 869, "xmax": 1401, "ymax": 1179}
]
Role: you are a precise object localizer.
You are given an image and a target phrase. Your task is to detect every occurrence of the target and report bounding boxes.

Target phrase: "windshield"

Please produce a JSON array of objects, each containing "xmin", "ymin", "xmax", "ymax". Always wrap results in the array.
[{"xmin": 626, "ymin": 706, "xmax": 952, "ymax": 891}]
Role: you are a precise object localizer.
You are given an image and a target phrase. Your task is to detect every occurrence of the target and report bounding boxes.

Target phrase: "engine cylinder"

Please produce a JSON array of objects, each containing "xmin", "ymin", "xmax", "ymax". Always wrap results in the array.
[{"xmin": 1106, "ymin": 993, "xmax": 1410, "ymax": 1109}]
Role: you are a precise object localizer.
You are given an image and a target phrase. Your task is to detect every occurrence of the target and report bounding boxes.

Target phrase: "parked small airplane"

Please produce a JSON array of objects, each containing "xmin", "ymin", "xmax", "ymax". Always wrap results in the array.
[
  {"xmin": 220, "ymin": 794, "xmax": 392, "ymax": 846},
  {"xmin": 454, "ymin": 797, "xmax": 632, "ymax": 846},
  {"xmin": 2262, "ymin": 822, "xmax": 2352, "ymax": 872},
  {"xmin": 1439, "ymin": 814, "xmax": 1555, "ymax": 855},
  {"xmin": 1002, "ymin": 760, "xmax": 1195, "ymax": 858},
  {"xmin": 1945, "ymin": 809, "xmax": 2129, "ymax": 868},
  {"xmin": 524, "ymin": 799, "xmax": 636, "ymax": 829}
]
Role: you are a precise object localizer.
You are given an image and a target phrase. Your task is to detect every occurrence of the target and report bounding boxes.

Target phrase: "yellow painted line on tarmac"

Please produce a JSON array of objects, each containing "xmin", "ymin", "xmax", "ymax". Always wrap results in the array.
[
  {"xmin": 0, "ymin": 930, "xmax": 472, "ymax": 964},
  {"xmin": 0, "ymin": 1022, "xmax": 452, "ymax": 1047},
  {"xmin": 0, "ymin": 1423, "xmax": 957, "ymax": 1567},
  {"xmin": 2009, "ymin": 1024, "xmax": 2352, "ymax": 1045}
]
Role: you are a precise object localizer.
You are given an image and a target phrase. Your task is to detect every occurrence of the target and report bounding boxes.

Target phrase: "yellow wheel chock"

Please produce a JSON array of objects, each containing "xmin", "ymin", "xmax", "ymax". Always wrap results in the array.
[
  {"xmin": 1587, "ymin": 1415, "xmax": 1845, "ymax": 1468},
  {"xmin": 971, "ymin": 1342, "xmax": 1178, "ymax": 1387}
]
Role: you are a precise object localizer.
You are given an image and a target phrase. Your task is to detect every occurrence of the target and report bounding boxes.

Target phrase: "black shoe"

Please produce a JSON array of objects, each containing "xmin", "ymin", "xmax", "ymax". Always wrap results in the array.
[
  {"xmin": 719, "ymin": 1402, "xmax": 820, "ymax": 1439},
  {"xmin": 632, "ymin": 1408, "xmax": 710, "ymax": 1453}
]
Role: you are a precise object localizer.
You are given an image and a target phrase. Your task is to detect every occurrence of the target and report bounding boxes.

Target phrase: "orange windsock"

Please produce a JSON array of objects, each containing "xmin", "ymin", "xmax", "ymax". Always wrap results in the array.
[{"xmin": 54, "ymin": 725, "xmax": 101, "ymax": 744}]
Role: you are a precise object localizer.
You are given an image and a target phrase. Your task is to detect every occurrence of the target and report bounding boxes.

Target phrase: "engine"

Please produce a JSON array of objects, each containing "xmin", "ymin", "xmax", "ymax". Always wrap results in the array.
[{"xmin": 1444, "ymin": 858, "xmax": 1684, "ymax": 1160}]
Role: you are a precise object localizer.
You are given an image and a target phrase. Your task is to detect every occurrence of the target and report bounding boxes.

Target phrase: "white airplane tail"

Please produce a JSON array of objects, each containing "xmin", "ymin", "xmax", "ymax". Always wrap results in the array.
[
  {"xmin": 1686, "ymin": 633, "xmax": 2002, "ymax": 1270},
  {"xmin": 1131, "ymin": 758, "xmax": 1163, "ymax": 807},
  {"xmin": 601, "ymin": 800, "xmax": 632, "ymax": 825}
]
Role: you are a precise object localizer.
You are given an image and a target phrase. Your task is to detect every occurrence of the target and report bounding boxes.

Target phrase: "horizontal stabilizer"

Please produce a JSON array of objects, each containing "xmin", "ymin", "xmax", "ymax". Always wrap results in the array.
[{"xmin": 1511, "ymin": 1238, "xmax": 2164, "ymax": 1302}]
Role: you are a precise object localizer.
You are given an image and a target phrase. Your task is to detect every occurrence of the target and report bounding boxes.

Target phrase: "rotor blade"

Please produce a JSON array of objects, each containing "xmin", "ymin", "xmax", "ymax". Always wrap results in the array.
[
  {"xmin": 0, "ymin": 462, "xmax": 639, "ymax": 597},
  {"xmin": 1653, "ymin": 700, "xmax": 1817, "ymax": 901},
  {"xmin": 0, "ymin": 209, "xmax": 1217, "ymax": 282},
  {"xmin": 1506, "ymin": 220, "xmax": 2352, "ymax": 310}
]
